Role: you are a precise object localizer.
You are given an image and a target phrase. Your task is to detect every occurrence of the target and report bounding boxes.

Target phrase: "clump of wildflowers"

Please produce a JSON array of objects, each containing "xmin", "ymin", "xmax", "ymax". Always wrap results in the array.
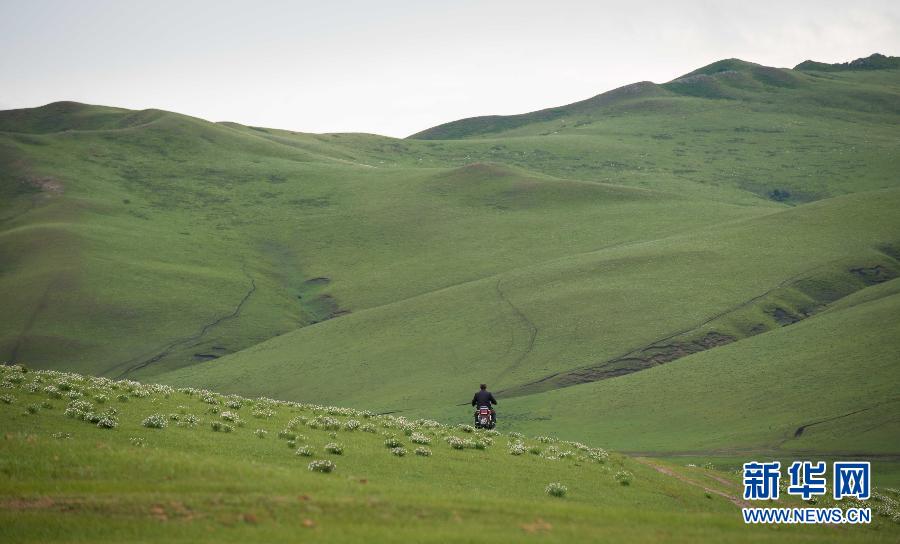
[
  {"xmin": 615, "ymin": 471, "xmax": 633, "ymax": 486},
  {"xmin": 177, "ymin": 414, "xmax": 200, "ymax": 428},
  {"xmin": 0, "ymin": 394, "xmax": 14, "ymax": 404},
  {"xmin": 545, "ymin": 482, "xmax": 567, "ymax": 497},
  {"xmin": 410, "ymin": 432, "xmax": 431, "ymax": 445},
  {"xmin": 308, "ymin": 459, "xmax": 336, "ymax": 473},
  {"xmin": 44, "ymin": 386, "xmax": 62, "ymax": 399},
  {"xmin": 361, "ymin": 423, "xmax": 377, "ymax": 433},
  {"xmin": 508, "ymin": 442, "xmax": 527, "ymax": 455},
  {"xmin": 142, "ymin": 413, "xmax": 167, "ymax": 429},
  {"xmin": 96, "ymin": 416, "xmax": 118, "ymax": 429},
  {"xmin": 254, "ymin": 429, "xmax": 268, "ymax": 438},
  {"xmin": 324, "ymin": 442, "xmax": 344, "ymax": 455},
  {"xmin": 384, "ymin": 436, "xmax": 402, "ymax": 448},
  {"xmin": 296, "ymin": 445, "xmax": 313, "ymax": 457},
  {"xmin": 344, "ymin": 419, "xmax": 360, "ymax": 431},
  {"xmin": 391, "ymin": 447, "xmax": 407, "ymax": 457},
  {"xmin": 448, "ymin": 437, "xmax": 468, "ymax": 450},
  {"xmin": 457, "ymin": 424, "xmax": 475, "ymax": 433},
  {"xmin": 220, "ymin": 411, "xmax": 243, "ymax": 426}
]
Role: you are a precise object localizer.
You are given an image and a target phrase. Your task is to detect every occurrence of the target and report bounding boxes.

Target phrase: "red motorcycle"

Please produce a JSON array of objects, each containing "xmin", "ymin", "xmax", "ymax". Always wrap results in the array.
[{"xmin": 474, "ymin": 405, "xmax": 495, "ymax": 429}]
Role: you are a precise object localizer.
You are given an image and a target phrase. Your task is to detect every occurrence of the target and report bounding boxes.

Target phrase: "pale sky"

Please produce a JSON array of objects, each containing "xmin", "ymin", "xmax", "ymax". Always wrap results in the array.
[{"xmin": 1, "ymin": 0, "xmax": 898, "ymax": 137}]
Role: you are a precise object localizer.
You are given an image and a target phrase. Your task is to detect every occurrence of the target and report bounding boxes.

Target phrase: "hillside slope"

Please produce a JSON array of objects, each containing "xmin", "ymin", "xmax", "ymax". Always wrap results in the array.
[
  {"xmin": 1, "ymin": 365, "xmax": 897, "ymax": 542},
  {"xmin": 2, "ymin": 54, "xmax": 899, "ymax": 462}
]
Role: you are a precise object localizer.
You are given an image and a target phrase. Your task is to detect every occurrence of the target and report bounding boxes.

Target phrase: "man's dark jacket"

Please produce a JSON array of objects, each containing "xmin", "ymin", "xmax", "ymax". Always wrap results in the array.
[{"xmin": 472, "ymin": 390, "xmax": 497, "ymax": 407}]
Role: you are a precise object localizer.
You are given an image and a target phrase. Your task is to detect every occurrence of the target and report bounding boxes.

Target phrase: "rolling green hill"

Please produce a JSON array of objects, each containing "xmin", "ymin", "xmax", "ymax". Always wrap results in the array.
[
  {"xmin": 1, "ymin": 54, "xmax": 899, "ymax": 480},
  {"xmin": 2, "ymin": 365, "xmax": 898, "ymax": 542}
]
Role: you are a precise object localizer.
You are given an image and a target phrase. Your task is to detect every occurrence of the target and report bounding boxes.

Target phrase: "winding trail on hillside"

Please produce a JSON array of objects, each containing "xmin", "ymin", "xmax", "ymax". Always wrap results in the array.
[
  {"xmin": 498, "ymin": 263, "xmax": 833, "ymax": 398},
  {"xmin": 115, "ymin": 272, "xmax": 257, "ymax": 378},
  {"xmin": 494, "ymin": 279, "xmax": 538, "ymax": 380}
]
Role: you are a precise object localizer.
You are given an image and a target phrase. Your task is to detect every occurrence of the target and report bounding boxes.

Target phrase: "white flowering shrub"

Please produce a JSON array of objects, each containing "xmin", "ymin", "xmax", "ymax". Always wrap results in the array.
[
  {"xmin": 361, "ymin": 423, "xmax": 377, "ymax": 433},
  {"xmin": 44, "ymin": 386, "xmax": 62, "ymax": 399},
  {"xmin": 116, "ymin": 394, "xmax": 128, "ymax": 402},
  {"xmin": 0, "ymin": 394, "xmax": 14, "ymax": 404},
  {"xmin": 615, "ymin": 471, "xmax": 634, "ymax": 486},
  {"xmin": 508, "ymin": 442, "xmax": 527, "ymax": 455},
  {"xmin": 410, "ymin": 432, "xmax": 431, "ymax": 445},
  {"xmin": 457, "ymin": 424, "xmax": 475, "ymax": 433},
  {"xmin": 508, "ymin": 431, "xmax": 524, "ymax": 439},
  {"xmin": 344, "ymin": 419, "xmax": 360, "ymax": 431},
  {"xmin": 278, "ymin": 430, "xmax": 298, "ymax": 440},
  {"xmin": 589, "ymin": 449, "xmax": 609, "ymax": 463},
  {"xmin": 415, "ymin": 446, "xmax": 432, "ymax": 457},
  {"xmin": 448, "ymin": 437, "xmax": 468, "ymax": 450},
  {"xmin": 252, "ymin": 408, "xmax": 275, "ymax": 419},
  {"xmin": 296, "ymin": 445, "xmax": 313, "ymax": 457},
  {"xmin": 308, "ymin": 459, "xmax": 336, "ymax": 473},
  {"xmin": 254, "ymin": 429, "xmax": 268, "ymax": 438},
  {"xmin": 384, "ymin": 436, "xmax": 402, "ymax": 448},
  {"xmin": 96, "ymin": 416, "xmax": 118, "ymax": 429},
  {"xmin": 545, "ymin": 482, "xmax": 567, "ymax": 497},
  {"xmin": 391, "ymin": 447, "xmax": 407, "ymax": 457},
  {"xmin": 535, "ymin": 436, "xmax": 554, "ymax": 444},
  {"xmin": 177, "ymin": 414, "xmax": 200, "ymax": 428},
  {"xmin": 225, "ymin": 399, "xmax": 242, "ymax": 409},
  {"xmin": 65, "ymin": 400, "xmax": 94, "ymax": 420},
  {"xmin": 324, "ymin": 442, "xmax": 344, "ymax": 455},
  {"xmin": 473, "ymin": 439, "xmax": 489, "ymax": 450},
  {"xmin": 142, "ymin": 413, "xmax": 167, "ymax": 429},
  {"xmin": 94, "ymin": 394, "xmax": 108, "ymax": 404},
  {"xmin": 559, "ymin": 451, "xmax": 574, "ymax": 459},
  {"xmin": 308, "ymin": 415, "xmax": 341, "ymax": 431},
  {"xmin": 220, "ymin": 411, "xmax": 243, "ymax": 425},
  {"xmin": 51, "ymin": 432, "xmax": 71, "ymax": 440}
]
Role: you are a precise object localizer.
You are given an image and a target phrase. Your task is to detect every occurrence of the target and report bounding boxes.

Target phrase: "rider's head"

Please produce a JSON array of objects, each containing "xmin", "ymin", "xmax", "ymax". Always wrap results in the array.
[{"xmin": 480, "ymin": 384, "xmax": 487, "ymax": 390}]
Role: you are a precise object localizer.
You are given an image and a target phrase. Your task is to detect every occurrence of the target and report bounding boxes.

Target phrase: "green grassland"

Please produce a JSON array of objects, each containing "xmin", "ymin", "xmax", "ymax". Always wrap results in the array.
[
  {"xmin": 2, "ymin": 53, "xmax": 899, "ymax": 520},
  {"xmin": 1, "ymin": 365, "xmax": 898, "ymax": 543}
]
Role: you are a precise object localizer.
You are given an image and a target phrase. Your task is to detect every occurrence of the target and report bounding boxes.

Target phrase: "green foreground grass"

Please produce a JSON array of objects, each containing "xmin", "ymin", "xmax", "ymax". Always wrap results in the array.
[{"xmin": 1, "ymin": 365, "xmax": 898, "ymax": 543}]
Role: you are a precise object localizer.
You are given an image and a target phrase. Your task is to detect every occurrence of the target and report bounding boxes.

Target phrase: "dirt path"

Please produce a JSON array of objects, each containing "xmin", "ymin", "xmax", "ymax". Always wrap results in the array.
[
  {"xmin": 494, "ymin": 279, "xmax": 537, "ymax": 379},
  {"xmin": 115, "ymin": 273, "xmax": 256, "ymax": 377},
  {"xmin": 634, "ymin": 457, "xmax": 749, "ymax": 508},
  {"xmin": 498, "ymin": 261, "xmax": 861, "ymax": 398}
]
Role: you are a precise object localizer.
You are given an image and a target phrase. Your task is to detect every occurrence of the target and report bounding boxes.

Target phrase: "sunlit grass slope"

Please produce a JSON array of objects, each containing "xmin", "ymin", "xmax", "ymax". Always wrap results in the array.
[{"xmin": 1, "ymin": 365, "xmax": 897, "ymax": 543}]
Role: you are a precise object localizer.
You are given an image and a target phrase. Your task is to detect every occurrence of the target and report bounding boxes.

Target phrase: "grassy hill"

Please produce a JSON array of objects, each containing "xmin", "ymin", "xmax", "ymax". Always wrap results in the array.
[
  {"xmin": 2, "ymin": 54, "xmax": 899, "ymax": 492},
  {"xmin": 2, "ymin": 365, "xmax": 898, "ymax": 542}
]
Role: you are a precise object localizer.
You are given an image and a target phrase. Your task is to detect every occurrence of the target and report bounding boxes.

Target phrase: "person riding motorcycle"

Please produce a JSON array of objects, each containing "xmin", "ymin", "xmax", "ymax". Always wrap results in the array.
[{"xmin": 471, "ymin": 383, "xmax": 497, "ymax": 424}]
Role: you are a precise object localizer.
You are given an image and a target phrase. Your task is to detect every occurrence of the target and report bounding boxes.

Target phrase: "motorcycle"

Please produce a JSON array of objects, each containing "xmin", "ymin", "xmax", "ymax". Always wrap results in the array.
[{"xmin": 474, "ymin": 405, "xmax": 495, "ymax": 429}]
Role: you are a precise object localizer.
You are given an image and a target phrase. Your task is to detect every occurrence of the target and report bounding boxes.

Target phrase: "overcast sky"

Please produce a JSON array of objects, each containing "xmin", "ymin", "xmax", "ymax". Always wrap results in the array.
[{"xmin": 1, "ymin": 0, "xmax": 898, "ymax": 137}]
